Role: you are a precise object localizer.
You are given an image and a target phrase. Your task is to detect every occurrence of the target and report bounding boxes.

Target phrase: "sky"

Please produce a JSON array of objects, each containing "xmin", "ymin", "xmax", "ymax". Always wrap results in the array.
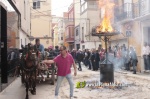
[
  {"xmin": 51, "ymin": 0, "xmax": 73, "ymax": 17},
  {"xmin": 1, "ymin": 0, "xmax": 73, "ymax": 16}
]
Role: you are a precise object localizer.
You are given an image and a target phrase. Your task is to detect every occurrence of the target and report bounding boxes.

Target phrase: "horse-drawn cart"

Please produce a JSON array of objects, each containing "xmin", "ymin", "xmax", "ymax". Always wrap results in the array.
[
  {"xmin": 37, "ymin": 61, "xmax": 57, "ymax": 85},
  {"xmin": 19, "ymin": 44, "xmax": 57, "ymax": 99},
  {"xmin": 20, "ymin": 44, "xmax": 57, "ymax": 84}
]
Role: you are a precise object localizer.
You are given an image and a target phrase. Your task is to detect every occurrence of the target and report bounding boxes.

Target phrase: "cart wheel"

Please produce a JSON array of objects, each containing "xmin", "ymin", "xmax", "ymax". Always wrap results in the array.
[{"xmin": 50, "ymin": 68, "xmax": 55, "ymax": 85}]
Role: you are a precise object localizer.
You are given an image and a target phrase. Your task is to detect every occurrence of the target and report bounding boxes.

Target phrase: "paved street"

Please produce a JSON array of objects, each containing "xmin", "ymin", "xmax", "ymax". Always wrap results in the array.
[{"xmin": 0, "ymin": 65, "xmax": 150, "ymax": 99}]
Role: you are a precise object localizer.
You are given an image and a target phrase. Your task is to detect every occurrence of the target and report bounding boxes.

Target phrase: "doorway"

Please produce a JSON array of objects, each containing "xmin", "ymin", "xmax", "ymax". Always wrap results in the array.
[{"xmin": 76, "ymin": 44, "xmax": 80, "ymax": 50}]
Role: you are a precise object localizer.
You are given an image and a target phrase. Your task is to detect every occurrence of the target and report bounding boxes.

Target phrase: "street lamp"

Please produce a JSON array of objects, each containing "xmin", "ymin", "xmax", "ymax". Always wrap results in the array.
[
  {"xmin": 29, "ymin": 36, "xmax": 34, "ymax": 41},
  {"xmin": 92, "ymin": 26, "xmax": 120, "ymax": 83}
]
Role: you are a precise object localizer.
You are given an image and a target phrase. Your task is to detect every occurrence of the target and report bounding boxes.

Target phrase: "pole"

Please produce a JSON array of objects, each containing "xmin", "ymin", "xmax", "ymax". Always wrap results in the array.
[{"xmin": 105, "ymin": 36, "xmax": 108, "ymax": 64}]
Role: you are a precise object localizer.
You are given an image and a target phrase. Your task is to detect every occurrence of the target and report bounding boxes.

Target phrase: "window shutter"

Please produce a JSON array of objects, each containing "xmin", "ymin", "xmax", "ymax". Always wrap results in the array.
[
  {"xmin": 37, "ymin": 1, "xmax": 40, "ymax": 9},
  {"xmin": 33, "ymin": 0, "xmax": 40, "ymax": 9},
  {"xmin": 33, "ymin": 2, "xmax": 36, "ymax": 9}
]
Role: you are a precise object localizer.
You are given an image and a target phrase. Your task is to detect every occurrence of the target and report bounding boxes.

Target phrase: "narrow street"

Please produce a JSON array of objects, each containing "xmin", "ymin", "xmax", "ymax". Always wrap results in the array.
[{"xmin": 0, "ymin": 64, "xmax": 150, "ymax": 99}]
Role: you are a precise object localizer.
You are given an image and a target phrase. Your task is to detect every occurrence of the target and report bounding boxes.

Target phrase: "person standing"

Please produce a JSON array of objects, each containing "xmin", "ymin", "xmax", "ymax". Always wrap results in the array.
[
  {"xmin": 8, "ymin": 49, "xmax": 15, "ymax": 76},
  {"xmin": 34, "ymin": 39, "xmax": 44, "ymax": 59},
  {"xmin": 129, "ymin": 46, "xmax": 138, "ymax": 74},
  {"xmin": 86, "ymin": 49, "xmax": 92, "ymax": 70},
  {"xmin": 42, "ymin": 45, "xmax": 77, "ymax": 99},
  {"xmin": 76, "ymin": 49, "xmax": 84, "ymax": 71},
  {"xmin": 54, "ymin": 46, "xmax": 60, "ymax": 57},
  {"xmin": 142, "ymin": 42, "xmax": 150, "ymax": 72},
  {"xmin": 95, "ymin": 50, "xmax": 100, "ymax": 71},
  {"xmin": 34, "ymin": 39, "xmax": 44, "ymax": 53},
  {"xmin": 48, "ymin": 46, "xmax": 55, "ymax": 59},
  {"xmin": 71, "ymin": 49, "xmax": 77, "ymax": 63},
  {"xmin": 99, "ymin": 48, "xmax": 105, "ymax": 63},
  {"xmin": 90, "ymin": 49, "xmax": 96, "ymax": 71}
]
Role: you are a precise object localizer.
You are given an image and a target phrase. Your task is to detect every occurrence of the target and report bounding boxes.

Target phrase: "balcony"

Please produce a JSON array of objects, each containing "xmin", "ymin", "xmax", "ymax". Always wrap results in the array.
[
  {"xmin": 114, "ymin": 3, "xmax": 133, "ymax": 23},
  {"xmin": 133, "ymin": 0, "xmax": 150, "ymax": 21},
  {"xmin": 65, "ymin": 20, "xmax": 74, "ymax": 27}
]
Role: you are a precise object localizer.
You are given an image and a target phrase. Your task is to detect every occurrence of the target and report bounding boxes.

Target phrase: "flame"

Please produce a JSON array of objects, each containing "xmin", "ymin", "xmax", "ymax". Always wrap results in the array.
[
  {"xmin": 96, "ymin": 14, "xmax": 113, "ymax": 32},
  {"xmin": 97, "ymin": 0, "xmax": 115, "ymax": 33}
]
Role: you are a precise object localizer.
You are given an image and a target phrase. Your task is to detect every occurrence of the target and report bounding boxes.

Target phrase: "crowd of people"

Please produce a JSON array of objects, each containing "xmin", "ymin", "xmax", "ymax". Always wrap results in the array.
[
  {"xmin": 8, "ymin": 39, "xmax": 150, "ymax": 77},
  {"xmin": 69, "ymin": 44, "xmax": 140, "ymax": 74}
]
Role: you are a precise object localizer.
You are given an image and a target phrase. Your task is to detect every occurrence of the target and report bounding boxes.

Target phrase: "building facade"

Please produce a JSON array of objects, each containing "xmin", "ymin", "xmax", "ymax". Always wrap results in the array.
[
  {"xmin": 111, "ymin": 0, "xmax": 150, "ymax": 72},
  {"xmin": 53, "ymin": 24, "xmax": 58, "ymax": 47},
  {"xmin": 0, "ymin": 0, "xmax": 31, "ymax": 91},
  {"xmin": 57, "ymin": 17, "xmax": 65, "ymax": 46},
  {"xmin": 80, "ymin": 0, "xmax": 101, "ymax": 50},
  {"xmin": 7, "ymin": 11, "xmax": 18, "ymax": 48},
  {"xmin": 74, "ymin": 0, "xmax": 81, "ymax": 50},
  {"xmin": 30, "ymin": 0, "xmax": 52, "ymax": 48},
  {"xmin": 9, "ymin": 0, "xmax": 31, "ymax": 48},
  {"xmin": 65, "ymin": 4, "xmax": 75, "ymax": 51}
]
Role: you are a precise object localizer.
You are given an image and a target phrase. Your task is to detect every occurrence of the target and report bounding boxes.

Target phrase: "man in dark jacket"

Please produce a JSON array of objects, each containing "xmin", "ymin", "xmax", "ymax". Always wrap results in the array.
[
  {"xmin": 54, "ymin": 46, "xmax": 60, "ymax": 57},
  {"xmin": 71, "ymin": 49, "xmax": 77, "ymax": 63},
  {"xmin": 129, "ymin": 46, "xmax": 138, "ymax": 74},
  {"xmin": 76, "ymin": 49, "xmax": 84, "ymax": 71}
]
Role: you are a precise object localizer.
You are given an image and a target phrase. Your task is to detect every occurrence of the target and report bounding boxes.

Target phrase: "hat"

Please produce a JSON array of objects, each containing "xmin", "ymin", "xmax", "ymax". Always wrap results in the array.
[{"xmin": 48, "ymin": 46, "xmax": 53, "ymax": 49}]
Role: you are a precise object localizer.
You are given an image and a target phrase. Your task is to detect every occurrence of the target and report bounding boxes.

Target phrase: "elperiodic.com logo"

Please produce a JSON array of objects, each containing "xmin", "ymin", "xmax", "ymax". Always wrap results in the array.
[{"xmin": 76, "ymin": 80, "xmax": 130, "ymax": 88}]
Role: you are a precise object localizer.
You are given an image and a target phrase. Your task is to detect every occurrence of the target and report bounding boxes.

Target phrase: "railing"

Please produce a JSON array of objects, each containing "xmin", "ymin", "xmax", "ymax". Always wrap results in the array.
[
  {"xmin": 132, "ymin": 2, "xmax": 139, "ymax": 18},
  {"xmin": 114, "ymin": 3, "xmax": 133, "ymax": 22},
  {"xmin": 133, "ymin": 0, "xmax": 150, "ymax": 18}
]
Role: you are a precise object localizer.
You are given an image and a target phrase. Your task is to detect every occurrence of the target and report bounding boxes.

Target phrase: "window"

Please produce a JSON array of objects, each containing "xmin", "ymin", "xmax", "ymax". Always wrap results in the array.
[
  {"xmin": 33, "ymin": 0, "xmax": 40, "ymax": 9},
  {"xmin": 69, "ymin": 27, "xmax": 71, "ymax": 37},
  {"xmin": 71, "ymin": 27, "xmax": 74, "ymax": 37},
  {"xmin": 66, "ymin": 27, "xmax": 69, "ymax": 38},
  {"xmin": 88, "ymin": 1, "xmax": 98, "ymax": 9},
  {"xmin": 61, "ymin": 37, "xmax": 63, "ymax": 40},
  {"xmin": 81, "ymin": 0, "xmax": 85, "ymax": 5},
  {"xmin": 81, "ymin": 2, "xmax": 87, "ymax": 12},
  {"xmin": 82, "ymin": 45, "xmax": 85, "ymax": 50},
  {"xmin": 124, "ymin": 0, "xmax": 132, "ymax": 17},
  {"xmin": 69, "ymin": 12, "xmax": 73, "ymax": 21}
]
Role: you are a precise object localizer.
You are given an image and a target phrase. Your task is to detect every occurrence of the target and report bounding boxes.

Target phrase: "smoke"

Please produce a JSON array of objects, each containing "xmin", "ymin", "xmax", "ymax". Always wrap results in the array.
[
  {"xmin": 98, "ymin": 0, "xmax": 115, "ymax": 18},
  {"xmin": 108, "ymin": 53, "xmax": 125, "ymax": 71}
]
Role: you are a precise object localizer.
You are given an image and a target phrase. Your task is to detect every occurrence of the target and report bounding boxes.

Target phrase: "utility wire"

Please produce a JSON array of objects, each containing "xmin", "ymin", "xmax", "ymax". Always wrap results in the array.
[
  {"xmin": 31, "ymin": 8, "xmax": 51, "ymax": 17},
  {"xmin": 51, "ymin": 1, "xmax": 80, "ymax": 10},
  {"xmin": 31, "ymin": 1, "xmax": 80, "ymax": 14}
]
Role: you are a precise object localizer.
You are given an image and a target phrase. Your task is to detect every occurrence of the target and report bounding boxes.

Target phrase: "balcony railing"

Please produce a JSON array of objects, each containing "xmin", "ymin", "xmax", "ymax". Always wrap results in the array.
[
  {"xmin": 114, "ymin": 3, "xmax": 133, "ymax": 23},
  {"xmin": 133, "ymin": 0, "xmax": 150, "ymax": 18}
]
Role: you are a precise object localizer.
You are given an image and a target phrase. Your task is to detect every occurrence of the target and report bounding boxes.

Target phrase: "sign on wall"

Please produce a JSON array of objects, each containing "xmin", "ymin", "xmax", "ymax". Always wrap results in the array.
[{"xmin": 126, "ymin": 31, "xmax": 132, "ymax": 37}]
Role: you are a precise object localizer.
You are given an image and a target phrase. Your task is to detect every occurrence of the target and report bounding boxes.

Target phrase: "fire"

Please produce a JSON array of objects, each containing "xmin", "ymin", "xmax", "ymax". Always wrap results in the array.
[
  {"xmin": 96, "ymin": 15, "xmax": 113, "ymax": 32},
  {"xmin": 97, "ymin": 0, "xmax": 115, "ymax": 33}
]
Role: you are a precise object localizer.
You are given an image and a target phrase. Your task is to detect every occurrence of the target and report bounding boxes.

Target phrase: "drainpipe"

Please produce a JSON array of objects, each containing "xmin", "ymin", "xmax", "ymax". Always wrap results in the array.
[{"xmin": 139, "ymin": 21, "xmax": 142, "ymax": 73}]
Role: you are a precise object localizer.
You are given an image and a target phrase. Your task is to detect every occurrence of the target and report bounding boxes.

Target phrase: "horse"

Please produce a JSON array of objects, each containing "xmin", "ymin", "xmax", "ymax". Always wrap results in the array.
[{"xmin": 20, "ymin": 44, "xmax": 39, "ymax": 99}]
